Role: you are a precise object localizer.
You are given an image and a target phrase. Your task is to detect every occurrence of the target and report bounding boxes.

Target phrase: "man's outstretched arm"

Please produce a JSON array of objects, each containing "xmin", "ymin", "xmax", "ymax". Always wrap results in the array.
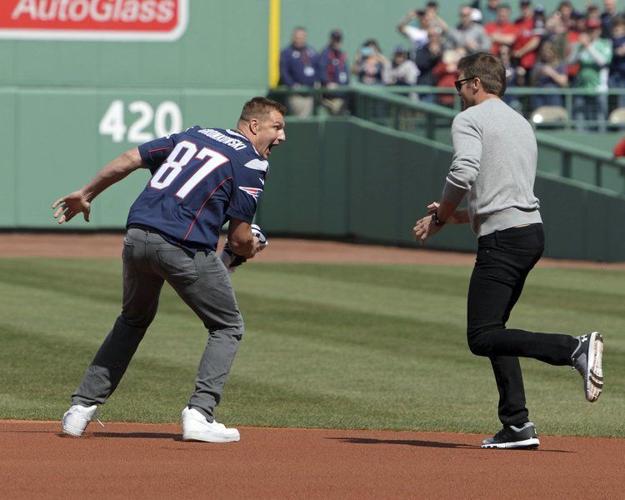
[{"xmin": 52, "ymin": 148, "xmax": 144, "ymax": 224}]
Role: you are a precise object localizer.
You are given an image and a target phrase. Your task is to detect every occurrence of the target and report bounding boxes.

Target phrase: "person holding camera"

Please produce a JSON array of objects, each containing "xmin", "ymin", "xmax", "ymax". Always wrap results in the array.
[
  {"xmin": 352, "ymin": 39, "xmax": 391, "ymax": 85},
  {"xmin": 397, "ymin": 8, "xmax": 430, "ymax": 52}
]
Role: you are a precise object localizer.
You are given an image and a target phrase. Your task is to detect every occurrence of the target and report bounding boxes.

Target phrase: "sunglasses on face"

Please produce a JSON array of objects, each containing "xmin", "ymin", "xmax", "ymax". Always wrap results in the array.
[{"xmin": 454, "ymin": 76, "xmax": 475, "ymax": 92}]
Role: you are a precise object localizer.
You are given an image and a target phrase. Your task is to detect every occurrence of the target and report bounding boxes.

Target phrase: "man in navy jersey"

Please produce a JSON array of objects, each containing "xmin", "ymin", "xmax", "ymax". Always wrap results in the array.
[{"xmin": 52, "ymin": 97, "xmax": 286, "ymax": 443}]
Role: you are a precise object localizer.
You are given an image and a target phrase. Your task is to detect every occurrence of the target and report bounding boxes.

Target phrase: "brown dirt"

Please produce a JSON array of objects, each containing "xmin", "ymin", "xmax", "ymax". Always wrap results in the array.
[
  {"xmin": 1, "ymin": 421, "xmax": 623, "ymax": 499},
  {"xmin": 1, "ymin": 233, "xmax": 624, "ymax": 269},
  {"xmin": 1, "ymin": 233, "xmax": 623, "ymax": 498}
]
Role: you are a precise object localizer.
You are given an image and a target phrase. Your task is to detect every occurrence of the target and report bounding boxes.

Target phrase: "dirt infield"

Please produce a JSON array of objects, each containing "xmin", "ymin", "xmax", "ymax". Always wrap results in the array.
[
  {"xmin": 1, "ymin": 233, "xmax": 623, "ymax": 498},
  {"xmin": 1, "ymin": 232, "xmax": 624, "ymax": 269},
  {"xmin": 2, "ymin": 421, "xmax": 623, "ymax": 499}
]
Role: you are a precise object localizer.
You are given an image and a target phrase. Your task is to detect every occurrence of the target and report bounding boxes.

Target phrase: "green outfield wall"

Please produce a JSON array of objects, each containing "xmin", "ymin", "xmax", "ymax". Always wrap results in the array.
[{"xmin": 257, "ymin": 117, "xmax": 625, "ymax": 262}]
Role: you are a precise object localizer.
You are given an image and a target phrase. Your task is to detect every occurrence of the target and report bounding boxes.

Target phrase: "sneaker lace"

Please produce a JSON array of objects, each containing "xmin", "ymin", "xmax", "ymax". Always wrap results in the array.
[{"xmin": 93, "ymin": 408, "xmax": 105, "ymax": 429}]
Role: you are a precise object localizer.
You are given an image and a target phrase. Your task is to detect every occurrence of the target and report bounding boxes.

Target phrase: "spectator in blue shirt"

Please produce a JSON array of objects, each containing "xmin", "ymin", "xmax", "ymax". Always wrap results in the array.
[
  {"xmin": 318, "ymin": 29, "xmax": 350, "ymax": 114},
  {"xmin": 280, "ymin": 27, "xmax": 319, "ymax": 117},
  {"xmin": 319, "ymin": 29, "xmax": 350, "ymax": 86},
  {"xmin": 610, "ymin": 17, "xmax": 625, "ymax": 108},
  {"xmin": 600, "ymin": 0, "xmax": 619, "ymax": 39},
  {"xmin": 414, "ymin": 26, "xmax": 444, "ymax": 103}
]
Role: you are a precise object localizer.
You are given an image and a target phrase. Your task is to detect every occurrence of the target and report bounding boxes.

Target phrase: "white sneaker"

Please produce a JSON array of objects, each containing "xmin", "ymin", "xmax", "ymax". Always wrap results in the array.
[
  {"xmin": 62, "ymin": 404, "xmax": 98, "ymax": 437},
  {"xmin": 181, "ymin": 407, "xmax": 240, "ymax": 443}
]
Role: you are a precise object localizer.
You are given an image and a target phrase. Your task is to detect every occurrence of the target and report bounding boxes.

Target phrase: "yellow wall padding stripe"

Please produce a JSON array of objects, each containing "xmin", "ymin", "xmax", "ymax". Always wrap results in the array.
[{"xmin": 268, "ymin": 0, "xmax": 281, "ymax": 88}]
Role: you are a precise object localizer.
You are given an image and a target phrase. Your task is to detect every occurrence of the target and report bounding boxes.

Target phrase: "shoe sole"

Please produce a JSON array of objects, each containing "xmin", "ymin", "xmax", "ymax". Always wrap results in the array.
[
  {"xmin": 481, "ymin": 437, "xmax": 540, "ymax": 449},
  {"xmin": 182, "ymin": 431, "xmax": 240, "ymax": 443},
  {"xmin": 585, "ymin": 332, "xmax": 604, "ymax": 403}
]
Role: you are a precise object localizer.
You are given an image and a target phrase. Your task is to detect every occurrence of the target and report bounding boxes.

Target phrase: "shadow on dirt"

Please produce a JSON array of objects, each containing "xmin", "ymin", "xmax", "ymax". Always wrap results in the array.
[
  {"xmin": 67, "ymin": 431, "xmax": 183, "ymax": 441},
  {"xmin": 329, "ymin": 436, "xmax": 571, "ymax": 453}
]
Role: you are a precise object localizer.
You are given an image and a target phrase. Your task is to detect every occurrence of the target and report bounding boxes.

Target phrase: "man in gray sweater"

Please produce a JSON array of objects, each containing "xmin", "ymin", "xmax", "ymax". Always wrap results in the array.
[{"xmin": 413, "ymin": 52, "xmax": 604, "ymax": 449}]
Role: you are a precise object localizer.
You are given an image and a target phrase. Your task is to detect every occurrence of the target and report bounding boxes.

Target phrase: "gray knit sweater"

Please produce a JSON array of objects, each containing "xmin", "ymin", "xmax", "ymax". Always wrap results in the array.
[{"xmin": 442, "ymin": 98, "xmax": 542, "ymax": 236}]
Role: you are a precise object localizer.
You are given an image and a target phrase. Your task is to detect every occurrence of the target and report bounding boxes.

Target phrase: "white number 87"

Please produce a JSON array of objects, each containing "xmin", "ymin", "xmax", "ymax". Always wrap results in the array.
[{"xmin": 150, "ymin": 140, "xmax": 229, "ymax": 199}]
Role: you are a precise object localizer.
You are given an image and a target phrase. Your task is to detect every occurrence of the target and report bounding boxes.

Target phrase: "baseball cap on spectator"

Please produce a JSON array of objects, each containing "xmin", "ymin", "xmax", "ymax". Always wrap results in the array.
[
  {"xmin": 471, "ymin": 8, "xmax": 483, "ymax": 22},
  {"xmin": 535, "ymin": 4, "xmax": 545, "ymax": 13},
  {"xmin": 393, "ymin": 45, "xmax": 408, "ymax": 55},
  {"xmin": 520, "ymin": 0, "xmax": 531, "ymax": 6},
  {"xmin": 330, "ymin": 29, "xmax": 342, "ymax": 42}
]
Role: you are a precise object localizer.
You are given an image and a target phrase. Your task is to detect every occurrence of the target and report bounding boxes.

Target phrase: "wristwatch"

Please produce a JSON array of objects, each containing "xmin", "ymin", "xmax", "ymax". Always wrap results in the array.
[{"xmin": 432, "ymin": 211, "xmax": 446, "ymax": 226}]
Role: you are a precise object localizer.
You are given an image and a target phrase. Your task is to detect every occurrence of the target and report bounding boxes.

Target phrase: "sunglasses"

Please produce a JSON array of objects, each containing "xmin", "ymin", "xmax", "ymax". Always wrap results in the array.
[{"xmin": 454, "ymin": 76, "xmax": 475, "ymax": 92}]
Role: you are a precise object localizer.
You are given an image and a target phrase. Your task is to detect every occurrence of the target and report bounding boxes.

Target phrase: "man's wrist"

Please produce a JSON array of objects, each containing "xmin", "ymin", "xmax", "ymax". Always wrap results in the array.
[{"xmin": 432, "ymin": 211, "xmax": 446, "ymax": 226}]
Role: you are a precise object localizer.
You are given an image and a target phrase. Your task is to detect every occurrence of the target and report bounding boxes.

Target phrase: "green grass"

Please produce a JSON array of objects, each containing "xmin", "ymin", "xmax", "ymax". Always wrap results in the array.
[{"xmin": 0, "ymin": 258, "xmax": 623, "ymax": 437}]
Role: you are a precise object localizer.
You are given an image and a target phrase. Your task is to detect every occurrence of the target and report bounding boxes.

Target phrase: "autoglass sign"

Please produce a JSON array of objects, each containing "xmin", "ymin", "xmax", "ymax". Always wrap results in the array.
[{"xmin": 0, "ymin": 0, "xmax": 188, "ymax": 41}]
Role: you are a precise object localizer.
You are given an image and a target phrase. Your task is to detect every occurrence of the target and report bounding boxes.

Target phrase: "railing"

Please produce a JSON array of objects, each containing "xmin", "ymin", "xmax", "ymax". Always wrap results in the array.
[
  {"xmin": 383, "ymin": 85, "xmax": 625, "ymax": 132},
  {"xmin": 271, "ymin": 84, "xmax": 625, "ymax": 131},
  {"xmin": 267, "ymin": 85, "xmax": 625, "ymax": 195}
]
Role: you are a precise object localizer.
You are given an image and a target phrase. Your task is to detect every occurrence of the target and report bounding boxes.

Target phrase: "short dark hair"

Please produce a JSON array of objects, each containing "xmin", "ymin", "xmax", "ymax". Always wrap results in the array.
[
  {"xmin": 612, "ymin": 16, "xmax": 625, "ymax": 29},
  {"xmin": 239, "ymin": 97, "xmax": 287, "ymax": 122},
  {"xmin": 458, "ymin": 52, "xmax": 506, "ymax": 97}
]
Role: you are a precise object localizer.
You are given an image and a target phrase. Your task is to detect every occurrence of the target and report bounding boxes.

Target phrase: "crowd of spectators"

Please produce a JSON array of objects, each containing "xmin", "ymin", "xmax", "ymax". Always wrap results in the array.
[{"xmin": 278, "ymin": 0, "xmax": 625, "ymax": 129}]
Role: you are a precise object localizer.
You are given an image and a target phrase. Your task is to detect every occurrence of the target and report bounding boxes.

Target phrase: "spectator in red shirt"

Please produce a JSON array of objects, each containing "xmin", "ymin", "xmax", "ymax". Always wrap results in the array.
[
  {"xmin": 512, "ymin": 0, "xmax": 542, "ymax": 84},
  {"xmin": 432, "ymin": 48, "xmax": 465, "ymax": 107},
  {"xmin": 586, "ymin": 4, "xmax": 602, "ymax": 28},
  {"xmin": 485, "ymin": 3, "xmax": 518, "ymax": 56},
  {"xmin": 568, "ymin": 11, "xmax": 585, "ymax": 45},
  {"xmin": 613, "ymin": 136, "xmax": 625, "ymax": 157}
]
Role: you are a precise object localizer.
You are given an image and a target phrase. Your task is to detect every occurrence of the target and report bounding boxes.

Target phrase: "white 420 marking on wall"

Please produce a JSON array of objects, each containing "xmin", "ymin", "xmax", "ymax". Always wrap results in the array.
[{"xmin": 99, "ymin": 100, "xmax": 183, "ymax": 143}]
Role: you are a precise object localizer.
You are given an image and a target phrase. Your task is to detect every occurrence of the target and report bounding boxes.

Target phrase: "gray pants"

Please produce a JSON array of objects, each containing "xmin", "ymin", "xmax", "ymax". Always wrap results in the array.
[{"xmin": 72, "ymin": 227, "xmax": 244, "ymax": 421}]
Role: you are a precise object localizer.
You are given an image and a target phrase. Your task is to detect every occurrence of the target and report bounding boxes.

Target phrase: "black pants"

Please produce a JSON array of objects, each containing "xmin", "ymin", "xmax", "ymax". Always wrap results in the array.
[{"xmin": 467, "ymin": 224, "xmax": 577, "ymax": 426}]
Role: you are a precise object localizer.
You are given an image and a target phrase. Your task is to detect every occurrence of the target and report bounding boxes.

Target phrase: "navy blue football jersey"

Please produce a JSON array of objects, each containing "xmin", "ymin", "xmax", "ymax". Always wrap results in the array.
[{"xmin": 128, "ymin": 127, "xmax": 268, "ymax": 251}]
